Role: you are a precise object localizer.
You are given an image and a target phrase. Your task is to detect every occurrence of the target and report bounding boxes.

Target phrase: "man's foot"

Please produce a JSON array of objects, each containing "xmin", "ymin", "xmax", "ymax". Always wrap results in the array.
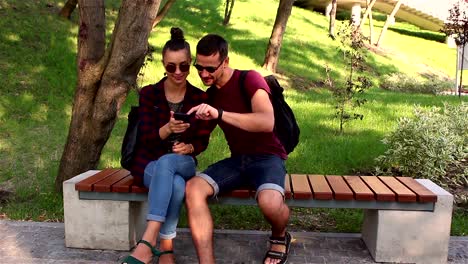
[{"xmin": 263, "ymin": 232, "xmax": 292, "ymax": 264}]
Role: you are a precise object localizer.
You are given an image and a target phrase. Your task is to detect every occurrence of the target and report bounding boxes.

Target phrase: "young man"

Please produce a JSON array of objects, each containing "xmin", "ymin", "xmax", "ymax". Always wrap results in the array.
[{"xmin": 186, "ymin": 34, "xmax": 291, "ymax": 264}]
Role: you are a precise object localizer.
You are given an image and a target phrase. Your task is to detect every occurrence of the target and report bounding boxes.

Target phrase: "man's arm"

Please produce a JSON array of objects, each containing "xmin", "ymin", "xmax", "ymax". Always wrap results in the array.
[{"xmin": 187, "ymin": 89, "xmax": 274, "ymax": 133}]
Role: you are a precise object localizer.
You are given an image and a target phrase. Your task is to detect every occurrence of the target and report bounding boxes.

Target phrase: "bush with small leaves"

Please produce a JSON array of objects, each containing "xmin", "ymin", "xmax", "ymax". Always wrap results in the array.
[
  {"xmin": 375, "ymin": 103, "xmax": 468, "ymax": 189},
  {"xmin": 380, "ymin": 73, "xmax": 452, "ymax": 95}
]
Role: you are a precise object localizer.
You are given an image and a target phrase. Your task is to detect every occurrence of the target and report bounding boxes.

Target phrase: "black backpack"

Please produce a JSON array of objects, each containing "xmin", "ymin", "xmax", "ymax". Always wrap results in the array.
[
  {"xmin": 120, "ymin": 105, "xmax": 140, "ymax": 170},
  {"xmin": 239, "ymin": 71, "xmax": 300, "ymax": 154}
]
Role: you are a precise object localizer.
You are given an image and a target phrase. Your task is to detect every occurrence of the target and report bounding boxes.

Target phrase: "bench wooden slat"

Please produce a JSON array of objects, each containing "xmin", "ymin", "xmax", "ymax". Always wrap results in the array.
[
  {"xmin": 290, "ymin": 174, "xmax": 312, "ymax": 199},
  {"xmin": 397, "ymin": 177, "xmax": 438, "ymax": 202},
  {"xmin": 360, "ymin": 176, "xmax": 395, "ymax": 201},
  {"xmin": 112, "ymin": 175, "xmax": 134, "ymax": 193},
  {"xmin": 284, "ymin": 174, "xmax": 292, "ymax": 199},
  {"xmin": 326, "ymin": 175, "xmax": 353, "ymax": 200},
  {"xmin": 344, "ymin": 176, "xmax": 374, "ymax": 201},
  {"xmin": 379, "ymin": 176, "xmax": 416, "ymax": 202},
  {"xmin": 75, "ymin": 168, "xmax": 119, "ymax": 191},
  {"xmin": 308, "ymin": 175, "xmax": 332, "ymax": 200},
  {"xmin": 94, "ymin": 169, "xmax": 131, "ymax": 192},
  {"xmin": 222, "ymin": 189, "xmax": 252, "ymax": 198},
  {"xmin": 131, "ymin": 185, "xmax": 149, "ymax": 193}
]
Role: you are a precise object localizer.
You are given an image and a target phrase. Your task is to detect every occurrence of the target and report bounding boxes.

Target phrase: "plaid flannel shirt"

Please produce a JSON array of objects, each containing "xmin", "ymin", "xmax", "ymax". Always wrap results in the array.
[{"xmin": 130, "ymin": 78, "xmax": 216, "ymax": 186}]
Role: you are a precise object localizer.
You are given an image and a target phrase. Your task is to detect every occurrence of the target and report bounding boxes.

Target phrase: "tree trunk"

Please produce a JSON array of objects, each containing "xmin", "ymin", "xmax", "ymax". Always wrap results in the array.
[
  {"xmin": 59, "ymin": 0, "xmax": 78, "ymax": 19},
  {"xmin": 152, "ymin": 0, "xmax": 177, "ymax": 28},
  {"xmin": 368, "ymin": 7, "xmax": 374, "ymax": 44},
  {"xmin": 223, "ymin": 0, "xmax": 235, "ymax": 26},
  {"xmin": 55, "ymin": 0, "xmax": 161, "ymax": 192},
  {"xmin": 263, "ymin": 0, "xmax": 294, "ymax": 73},
  {"xmin": 460, "ymin": 43, "xmax": 465, "ymax": 97},
  {"xmin": 328, "ymin": 0, "xmax": 337, "ymax": 39}
]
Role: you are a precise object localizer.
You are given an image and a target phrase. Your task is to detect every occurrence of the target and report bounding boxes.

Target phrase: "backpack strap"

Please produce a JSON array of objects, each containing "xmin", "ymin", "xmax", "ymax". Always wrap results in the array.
[{"xmin": 238, "ymin": 70, "xmax": 252, "ymax": 111}]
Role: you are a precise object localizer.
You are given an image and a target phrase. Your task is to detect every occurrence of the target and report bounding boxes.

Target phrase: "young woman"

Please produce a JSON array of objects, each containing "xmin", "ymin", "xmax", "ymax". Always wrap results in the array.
[{"xmin": 122, "ymin": 27, "xmax": 215, "ymax": 264}]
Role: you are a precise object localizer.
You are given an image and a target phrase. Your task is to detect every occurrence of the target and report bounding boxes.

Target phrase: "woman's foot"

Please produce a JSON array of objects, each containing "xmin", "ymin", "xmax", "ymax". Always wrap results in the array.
[
  {"xmin": 131, "ymin": 242, "xmax": 154, "ymax": 263},
  {"xmin": 158, "ymin": 252, "xmax": 175, "ymax": 264},
  {"xmin": 122, "ymin": 240, "xmax": 156, "ymax": 264},
  {"xmin": 158, "ymin": 239, "xmax": 175, "ymax": 264}
]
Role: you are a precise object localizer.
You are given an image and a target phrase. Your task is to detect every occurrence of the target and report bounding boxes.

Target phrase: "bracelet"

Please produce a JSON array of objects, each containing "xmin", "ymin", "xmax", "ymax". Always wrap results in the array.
[
  {"xmin": 217, "ymin": 108, "xmax": 223, "ymax": 121},
  {"xmin": 189, "ymin": 144, "xmax": 194, "ymax": 153}
]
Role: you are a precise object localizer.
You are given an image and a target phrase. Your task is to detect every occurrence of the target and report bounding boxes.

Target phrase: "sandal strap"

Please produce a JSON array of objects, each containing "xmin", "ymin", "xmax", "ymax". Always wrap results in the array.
[
  {"xmin": 268, "ymin": 232, "xmax": 291, "ymax": 245},
  {"xmin": 159, "ymin": 250, "xmax": 174, "ymax": 256},
  {"xmin": 269, "ymin": 237, "xmax": 287, "ymax": 245},
  {"xmin": 265, "ymin": 250, "xmax": 286, "ymax": 259},
  {"xmin": 137, "ymin": 239, "xmax": 162, "ymax": 257}
]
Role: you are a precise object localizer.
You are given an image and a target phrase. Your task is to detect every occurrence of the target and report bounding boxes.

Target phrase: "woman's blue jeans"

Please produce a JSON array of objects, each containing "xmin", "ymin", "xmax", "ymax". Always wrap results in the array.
[{"xmin": 143, "ymin": 153, "xmax": 195, "ymax": 239}]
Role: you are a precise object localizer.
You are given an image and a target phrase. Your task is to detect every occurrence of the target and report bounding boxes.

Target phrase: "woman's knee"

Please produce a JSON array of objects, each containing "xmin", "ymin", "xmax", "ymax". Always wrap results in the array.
[{"xmin": 155, "ymin": 153, "xmax": 178, "ymax": 168}]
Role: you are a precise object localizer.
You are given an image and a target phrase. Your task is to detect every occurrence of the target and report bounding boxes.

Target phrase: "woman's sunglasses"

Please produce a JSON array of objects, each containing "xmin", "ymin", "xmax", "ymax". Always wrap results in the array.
[
  {"xmin": 165, "ymin": 63, "xmax": 190, "ymax": 73},
  {"xmin": 193, "ymin": 60, "xmax": 224, "ymax": 73}
]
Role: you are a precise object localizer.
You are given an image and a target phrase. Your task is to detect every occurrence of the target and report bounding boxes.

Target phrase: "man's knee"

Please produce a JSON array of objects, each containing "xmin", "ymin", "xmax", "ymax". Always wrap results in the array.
[
  {"xmin": 185, "ymin": 177, "xmax": 213, "ymax": 202},
  {"xmin": 257, "ymin": 189, "xmax": 286, "ymax": 212}
]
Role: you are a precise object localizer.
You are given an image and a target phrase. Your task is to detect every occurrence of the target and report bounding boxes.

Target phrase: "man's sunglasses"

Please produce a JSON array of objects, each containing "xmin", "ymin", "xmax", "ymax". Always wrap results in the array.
[
  {"xmin": 165, "ymin": 63, "xmax": 190, "ymax": 73},
  {"xmin": 193, "ymin": 60, "xmax": 224, "ymax": 73}
]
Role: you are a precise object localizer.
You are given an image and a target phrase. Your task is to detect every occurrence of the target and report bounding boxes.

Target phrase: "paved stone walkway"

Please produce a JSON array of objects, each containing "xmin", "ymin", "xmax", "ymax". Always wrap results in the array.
[{"xmin": 0, "ymin": 220, "xmax": 467, "ymax": 263}]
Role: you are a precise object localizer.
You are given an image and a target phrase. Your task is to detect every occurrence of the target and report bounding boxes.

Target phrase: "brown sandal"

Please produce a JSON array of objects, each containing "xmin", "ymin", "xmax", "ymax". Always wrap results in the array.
[{"xmin": 263, "ymin": 232, "xmax": 292, "ymax": 264}]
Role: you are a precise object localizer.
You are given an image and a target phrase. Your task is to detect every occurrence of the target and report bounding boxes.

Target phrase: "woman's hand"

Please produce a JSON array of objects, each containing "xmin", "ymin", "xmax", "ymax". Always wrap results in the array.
[
  {"xmin": 167, "ymin": 111, "xmax": 190, "ymax": 134},
  {"xmin": 172, "ymin": 142, "xmax": 194, "ymax": 155}
]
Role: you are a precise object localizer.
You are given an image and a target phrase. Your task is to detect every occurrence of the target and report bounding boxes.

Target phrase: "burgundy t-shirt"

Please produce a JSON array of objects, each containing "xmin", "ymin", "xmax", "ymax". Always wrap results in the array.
[{"xmin": 207, "ymin": 70, "xmax": 287, "ymax": 160}]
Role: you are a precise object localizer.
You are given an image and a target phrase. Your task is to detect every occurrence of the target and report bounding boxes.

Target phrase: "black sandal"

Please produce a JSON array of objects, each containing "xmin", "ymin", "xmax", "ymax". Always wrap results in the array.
[
  {"xmin": 121, "ymin": 240, "xmax": 174, "ymax": 264},
  {"xmin": 263, "ymin": 232, "xmax": 292, "ymax": 264}
]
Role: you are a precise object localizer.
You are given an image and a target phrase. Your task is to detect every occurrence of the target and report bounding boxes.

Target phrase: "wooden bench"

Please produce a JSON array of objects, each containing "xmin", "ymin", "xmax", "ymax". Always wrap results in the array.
[{"xmin": 63, "ymin": 169, "xmax": 453, "ymax": 263}]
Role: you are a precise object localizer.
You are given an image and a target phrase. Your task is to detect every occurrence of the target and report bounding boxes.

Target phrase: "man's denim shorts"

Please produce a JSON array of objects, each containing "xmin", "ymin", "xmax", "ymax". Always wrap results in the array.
[{"xmin": 196, "ymin": 154, "xmax": 286, "ymax": 198}]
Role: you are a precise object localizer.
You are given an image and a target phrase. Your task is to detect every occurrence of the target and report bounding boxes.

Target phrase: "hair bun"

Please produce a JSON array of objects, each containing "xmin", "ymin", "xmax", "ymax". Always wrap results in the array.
[{"xmin": 170, "ymin": 27, "xmax": 185, "ymax": 41}]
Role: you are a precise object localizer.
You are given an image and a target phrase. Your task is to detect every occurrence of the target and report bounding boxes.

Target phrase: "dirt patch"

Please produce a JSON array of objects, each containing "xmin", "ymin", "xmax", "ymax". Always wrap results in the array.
[
  {"xmin": 0, "ymin": 179, "xmax": 14, "ymax": 205},
  {"xmin": 0, "ymin": 190, "xmax": 12, "ymax": 204}
]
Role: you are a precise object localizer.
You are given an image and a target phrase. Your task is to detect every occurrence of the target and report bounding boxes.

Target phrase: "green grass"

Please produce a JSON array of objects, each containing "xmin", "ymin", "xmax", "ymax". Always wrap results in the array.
[{"xmin": 0, "ymin": 0, "xmax": 467, "ymax": 235}]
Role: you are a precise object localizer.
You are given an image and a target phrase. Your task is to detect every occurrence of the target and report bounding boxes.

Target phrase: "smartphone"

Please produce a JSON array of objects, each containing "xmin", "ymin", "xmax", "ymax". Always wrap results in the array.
[{"xmin": 173, "ymin": 112, "xmax": 191, "ymax": 123}]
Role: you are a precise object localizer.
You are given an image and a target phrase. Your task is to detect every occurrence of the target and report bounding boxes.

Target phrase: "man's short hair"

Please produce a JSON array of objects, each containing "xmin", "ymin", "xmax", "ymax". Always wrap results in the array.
[{"xmin": 196, "ymin": 34, "xmax": 228, "ymax": 62}]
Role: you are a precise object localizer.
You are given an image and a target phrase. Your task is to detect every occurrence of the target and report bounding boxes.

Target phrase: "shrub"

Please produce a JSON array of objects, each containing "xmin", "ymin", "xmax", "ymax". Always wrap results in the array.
[
  {"xmin": 380, "ymin": 73, "xmax": 452, "ymax": 95},
  {"xmin": 375, "ymin": 103, "xmax": 468, "ymax": 189}
]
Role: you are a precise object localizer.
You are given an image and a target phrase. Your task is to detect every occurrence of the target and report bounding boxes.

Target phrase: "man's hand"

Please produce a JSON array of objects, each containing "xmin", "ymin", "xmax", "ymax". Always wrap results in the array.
[
  {"xmin": 172, "ymin": 142, "xmax": 193, "ymax": 155},
  {"xmin": 187, "ymin": 103, "xmax": 218, "ymax": 120}
]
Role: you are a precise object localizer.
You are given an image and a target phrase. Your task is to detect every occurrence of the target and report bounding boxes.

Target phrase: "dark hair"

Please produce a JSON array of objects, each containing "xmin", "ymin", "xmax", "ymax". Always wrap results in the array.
[
  {"xmin": 162, "ymin": 27, "xmax": 191, "ymax": 57},
  {"xmin": 196, "ymin": 34, "xmax": 228, "ymax": 62}
]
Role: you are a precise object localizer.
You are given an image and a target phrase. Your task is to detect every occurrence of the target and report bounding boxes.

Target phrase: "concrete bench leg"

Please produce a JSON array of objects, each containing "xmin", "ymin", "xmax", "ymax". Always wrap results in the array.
[
  {"xmin": 63, "ymin": 170, "xmax": 147, "ymax": 251},
  {"xmin": 362, "ymin": 179, "xmax": 453, "ymax": 264}
]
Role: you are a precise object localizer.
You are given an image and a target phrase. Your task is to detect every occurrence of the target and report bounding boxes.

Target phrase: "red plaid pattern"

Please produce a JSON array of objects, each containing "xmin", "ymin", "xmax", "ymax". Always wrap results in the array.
[{"xmin": 130, "ymin": 78, "xmax": 216, "ymax": 186}]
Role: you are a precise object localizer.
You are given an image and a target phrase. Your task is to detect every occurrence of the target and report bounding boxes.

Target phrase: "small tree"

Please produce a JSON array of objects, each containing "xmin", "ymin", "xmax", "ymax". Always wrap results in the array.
[
  {"xmin": 328, "ymin": 0, "xmax": 337, "ymax": 39},
  {"xmin": 326, "ymin": 23, "xmax": 371, "ymax": 133},
  {"xmin": 441, "ymin": 0, "xmax": 468, "ymax": 97},
  {"xmin": 263, "ymin": 0, "xmax": 295, "ymax": 73},
  {"xmin": 223, "ymin": 0, "xmax": 235, "ymax": 26}
]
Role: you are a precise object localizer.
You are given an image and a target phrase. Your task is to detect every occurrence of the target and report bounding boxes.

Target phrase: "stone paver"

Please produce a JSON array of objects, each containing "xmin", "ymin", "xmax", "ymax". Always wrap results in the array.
[{"xmin": 0, "ymin": 220, "xmax": 467, "ymax": 264}]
